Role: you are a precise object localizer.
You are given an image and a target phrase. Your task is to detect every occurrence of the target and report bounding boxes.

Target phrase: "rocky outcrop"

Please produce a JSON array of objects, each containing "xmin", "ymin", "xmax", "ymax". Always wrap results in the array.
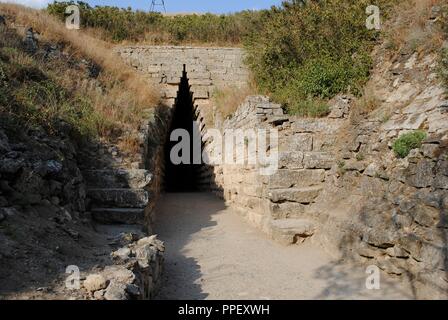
[
  {"xmin": 83, "ymin": 235, "xmax": 164, "ymax": 300},
  {"xmin": 0, "ymin": 125, "xmax": 86, "ymax": 221}
]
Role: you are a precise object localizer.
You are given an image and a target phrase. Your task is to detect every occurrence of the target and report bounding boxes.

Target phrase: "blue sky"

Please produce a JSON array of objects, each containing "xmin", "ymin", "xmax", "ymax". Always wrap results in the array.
[{"xmin": 3, "ymin": 0, "xmax": 283, "ymax": 13}]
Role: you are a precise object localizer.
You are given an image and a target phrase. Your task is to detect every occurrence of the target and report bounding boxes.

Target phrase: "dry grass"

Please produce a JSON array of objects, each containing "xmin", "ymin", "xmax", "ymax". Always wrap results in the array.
[
  {"xmin": 384, "ymin": 0, "xmax": 445, "ymax": 54},
  {"xmin": 0, "ymin": 4, "xmax": 161, "ymax": 155},
  {"xmin": 0, "ymin": 3, "xmax": 158, "ymax": 108},
  {"xmin": 211, "ymin": 83, "xmax": 257, "ymax": 120},
  {"xmin": 350, "ymin": 87, "xmax": 382, "ymax": 125}
]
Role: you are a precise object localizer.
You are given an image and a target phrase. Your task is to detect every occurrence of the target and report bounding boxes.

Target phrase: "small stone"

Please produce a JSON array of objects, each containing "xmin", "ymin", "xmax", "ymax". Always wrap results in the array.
[
  {"xmin": 104, "ymin": 282, "xmax": 129, "ymax": 301},
  {"xmin": 50, "ymin": 196, "xmax": 60, "ymax": 206},
  {"xmin": 421, "ymin": 144, "xmax": 439, "ymax": 158},
  {"xmin": 83, "ymin": 274, "xmax": 108, "ymax": 293},
  {"xmin": 410, "ymin": 204, "xmax": 438, "ymax": 227},
  {"xmin": 358, "ymin": 244, "xmax": 380, "ymax": 259},
  {"xmin": 125, "ymin": 284, "xmax": 141, "ymax": 297},
  {"xmin": 386, "ymin": 247, "xmax": 409, "ymax": 259},
  {"xmin": 0, "ymin": 196, "xmax": 8, "ymax": 207},
  {"xmin": 378, "ymin": 259, "xmax": 403, "ymax": 275},
  {"xmin": 93, "ymin": 289, "xmax": 106, "ymax": 300},
  {"xmin": 112, "ymin": 247, "xmax": 131, "ymax": 262}
]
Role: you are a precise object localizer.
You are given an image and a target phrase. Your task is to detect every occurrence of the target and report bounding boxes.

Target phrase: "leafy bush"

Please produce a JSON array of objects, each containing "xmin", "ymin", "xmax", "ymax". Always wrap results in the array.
[
  {"xmin": 46, "ymin": 0, "xmax": 398, "ymax": 118},
  {"xmin": 47, "ymin": 1, "xmax": 265, "ymax": 44},
  {"xmin": 392, "ymin": 131, "xmax": 427, "ymax": 158}
]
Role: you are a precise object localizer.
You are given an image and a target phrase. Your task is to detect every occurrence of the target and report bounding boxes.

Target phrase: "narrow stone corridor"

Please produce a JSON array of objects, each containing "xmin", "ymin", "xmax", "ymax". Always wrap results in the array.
[{"xmin": 154, "ymin": 193, "xmax": 414, "ymax": 300}]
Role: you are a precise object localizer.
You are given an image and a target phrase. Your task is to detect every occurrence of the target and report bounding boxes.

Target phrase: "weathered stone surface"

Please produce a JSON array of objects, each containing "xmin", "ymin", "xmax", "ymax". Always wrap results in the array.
[
  {"xmin": 303, "ymin": 152, "xmax": 334, "ymax": 169},
  {"xmin": 278, "ymin": 151, "xmax": 304, "ymax": 169},
  {"xmin": 104, "ymin": 281, "xmax": 129, "ymax": 301},
  {"xmin": 269, "ymin": 187, "xmax": 322, "ymax": 204},
  {"xmin": 358, "ymin": 244, "xmax": 381, "ymax": 259},
  {"xmin": 270, "ymin": 219, "xmax": 315, "ymax": 246},
  {"xmin": 83, "ymin": 274, "xmax": 108, "ymax": 293},
  {"xmin": 84, "ymin": 169, "xmax": 152, "ymax": 189},
  {"xmin": 112, "ymin": 247, "xmax": 132, "ymax": 262},
  {"xmin": 268, "ymin": 169, "xmax": 325, "ymax": 189},
  {"xmin": 91, "ymin": 208, "xmax": 145, "ymax": 225},
  {"xmin": 406, "ymin": 160, "xmax": 436, "ymax": 188},
  {"xmin": 386, "ymin": 246, "xmax": 409, "ymax": 259},
  {"xmin": 410, "ymin": 204, "xmax": 438, "ymax": 227},
  {"xmin": 398, "ymin": 234, "xmax": 423, "ymax": 261},
  {"xmin": 88, "ymin": 189, "xmax": 150, "ymax": 209},
  {"xmin": 344, "ymin": 160, "xmax": 367, "ymax": 172},
  {"xmin": 270, "ymin": 202, "xmax": 307, "ymax": 219},
  {"xmin": 279, "ymin": 134, "xmax": 313, "ymax": 152}
]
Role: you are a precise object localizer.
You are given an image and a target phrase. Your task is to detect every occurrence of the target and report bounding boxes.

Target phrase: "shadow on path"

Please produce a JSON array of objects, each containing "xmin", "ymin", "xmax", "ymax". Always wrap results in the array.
[{"xmin": 153, "ymin": 193, "xmax": 224, "ymax": 300}]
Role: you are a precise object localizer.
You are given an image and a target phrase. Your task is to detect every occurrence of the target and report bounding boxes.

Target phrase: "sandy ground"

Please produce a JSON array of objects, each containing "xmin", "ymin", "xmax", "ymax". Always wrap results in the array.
[{"xmin": 154, "ymin": 193, "xmax": 415, "ymax": 300}]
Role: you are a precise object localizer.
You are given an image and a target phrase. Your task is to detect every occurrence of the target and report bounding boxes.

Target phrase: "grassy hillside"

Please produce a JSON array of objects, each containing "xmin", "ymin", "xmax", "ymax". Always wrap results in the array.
[{"xmin": 0, "ymin": 4, "xmax": 158, "ymax": 152}]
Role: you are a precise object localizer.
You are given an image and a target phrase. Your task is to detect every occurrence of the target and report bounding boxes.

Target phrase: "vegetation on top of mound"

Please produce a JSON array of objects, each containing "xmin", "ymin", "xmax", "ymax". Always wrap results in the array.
[
  {"xmin": 392, "ymin": 130, "xmax": 427, "ymax": 158},
  {"xmin": 244, "ymin": 0, "xmax": 398, "ymax": 117},
  {"xmin": 47, "ymin": 1, "xmax": 266, "ymax": 45},
  {"xmin": 45, "ymin": 0, "xmax": 400, "ymax": 118}
]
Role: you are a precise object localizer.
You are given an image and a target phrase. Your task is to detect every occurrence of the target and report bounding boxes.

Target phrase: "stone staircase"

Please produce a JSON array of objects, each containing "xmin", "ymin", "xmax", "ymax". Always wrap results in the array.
[{"xmin": 84, "ymin": 169, "xmax": 153, "ymax": 225}]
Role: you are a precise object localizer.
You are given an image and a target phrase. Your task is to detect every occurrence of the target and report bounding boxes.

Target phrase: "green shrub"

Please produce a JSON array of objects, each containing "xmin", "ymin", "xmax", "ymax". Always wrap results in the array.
[
  {"xmin": 392, "ymin": 130, "xmax": 427, "ymax": 158},
  {"xmin": 244, "ymin": 0, "xmax": 396, "ymax": 117},
  {"xmin": 47, "ymin": 1, "xmax": 264, "ymax": 44}
]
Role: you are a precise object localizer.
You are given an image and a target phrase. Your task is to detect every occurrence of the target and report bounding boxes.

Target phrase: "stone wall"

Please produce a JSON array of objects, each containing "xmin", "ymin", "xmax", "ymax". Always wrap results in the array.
[
  {"xmin": 83, "ymin": 235, "xmax": 165, "ymax": 300},
  {"xmin": 116, "ymin": 45, "xmax": 249, "ymax": 101},
  {"xmin": 195, "ymin": 95, "xmax": 346, "ymax": 245}
]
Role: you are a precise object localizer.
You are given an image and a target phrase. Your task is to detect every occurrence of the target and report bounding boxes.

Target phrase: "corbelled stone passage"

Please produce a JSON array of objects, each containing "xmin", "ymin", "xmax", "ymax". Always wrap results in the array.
[
  {"xmin": 164, "ymin": 66, "xmax": 202, "ymax": 192},
  {"xmin": 116, "ymin": 44, "xmax": 448, "ymax": 300}
]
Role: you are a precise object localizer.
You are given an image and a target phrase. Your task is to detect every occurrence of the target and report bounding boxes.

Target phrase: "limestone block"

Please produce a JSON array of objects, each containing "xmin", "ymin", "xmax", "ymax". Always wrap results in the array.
[
  {"xmin": 278, "ymin": 151, "xmax": 304, "ymax": 169},
  {"xmin": 270, "ymin": 219, "xmax": 315, "ymax": 245},
  {"xmin": 269, "ymin": 186, "xmax": 322, "ymax": 204},
  {"xmin": 303, "ymin": 152, "xmax": 334, "ymax": 169},
  {"xmin": 279, "ymin": 134, "xmax": 313, "ymax": 152},
  {"xmin": 268, "ymin": 169, "xmax": 325, "ymax": 189}
]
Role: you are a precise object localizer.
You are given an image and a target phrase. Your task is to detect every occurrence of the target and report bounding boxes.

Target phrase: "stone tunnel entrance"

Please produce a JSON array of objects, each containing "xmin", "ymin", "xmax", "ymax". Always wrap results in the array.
[{"xmin": 164, "ymin": 65, "xmax": 202, "ymax": 192}]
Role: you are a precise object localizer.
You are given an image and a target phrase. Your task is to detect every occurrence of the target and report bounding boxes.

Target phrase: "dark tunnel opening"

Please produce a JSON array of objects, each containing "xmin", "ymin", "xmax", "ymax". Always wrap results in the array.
[{"xmin": 164, "ymin": 65, "xmax": 202, "ymax": 193}]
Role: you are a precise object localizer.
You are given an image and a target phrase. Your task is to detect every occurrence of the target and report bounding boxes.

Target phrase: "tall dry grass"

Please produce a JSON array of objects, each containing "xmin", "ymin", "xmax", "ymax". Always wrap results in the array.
[
  {"xmin": 0, "ymin": 4, "xmax": 161, "ymax": 156},
  {"xmin": 0, "ymin": 3, "xmax": 158, "ymax": 108},
  {"xmin": 211, "ymin": 83, "xmax": 257, "ymax": 120},
  {"xmin": 384, "ymin": 0, "xmax": 445, "ymax": 53}
]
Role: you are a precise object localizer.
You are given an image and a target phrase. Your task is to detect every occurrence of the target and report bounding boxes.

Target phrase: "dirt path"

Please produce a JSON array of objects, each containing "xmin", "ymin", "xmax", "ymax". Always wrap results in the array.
[{"xmin": 154, "ymin": 193, "xmax": 414, "ymax": 300}]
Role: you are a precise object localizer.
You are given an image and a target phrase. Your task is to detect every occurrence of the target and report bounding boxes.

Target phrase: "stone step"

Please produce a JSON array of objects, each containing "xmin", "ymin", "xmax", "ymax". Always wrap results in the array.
[
  {"xmin": 270, "ymin": 219, "xmax": 316, "ymax": 246},
  {"xmin": 269, "ymin": 186, "xmax": 323, "ymax": 204},
  {"xmin": 84, "ymin": 169, "xmax": 152, "ymax": 189},
  {"xmin": 88, "ymin": 189, "xmax": 150, "ymax": 209},
  {"xmin": 91, "ymin": 208, "xmax": 145, "ymax": 225}
]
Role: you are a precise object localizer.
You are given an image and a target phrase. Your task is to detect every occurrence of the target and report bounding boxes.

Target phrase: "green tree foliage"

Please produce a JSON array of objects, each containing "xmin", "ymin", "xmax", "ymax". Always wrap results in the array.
[
  {"xmin": 244, "ymin": 0, "xmax": 397, "ymax": 116},
  {"xmin": 47, "ymin": 0, "xmax": 397, "ymax": 117}
]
